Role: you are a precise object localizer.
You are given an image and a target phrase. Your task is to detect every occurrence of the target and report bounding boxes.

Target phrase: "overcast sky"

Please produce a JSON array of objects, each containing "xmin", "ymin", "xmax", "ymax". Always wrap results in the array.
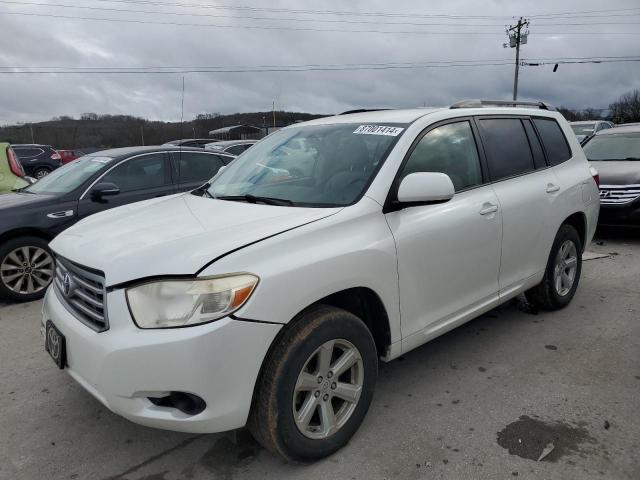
[{"xmin": 1, "ymin": 0, "xmax": 639, "ymax": 124}]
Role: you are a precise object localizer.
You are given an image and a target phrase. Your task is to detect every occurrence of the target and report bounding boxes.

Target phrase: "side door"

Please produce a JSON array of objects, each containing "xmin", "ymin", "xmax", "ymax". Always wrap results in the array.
[
  {"xmin": 475, "ymin": 116, "xmax": 562, "ymax": 294},
  {"xmin": 77, "ymin": 152, "xmax": 174, "ymax": 219},
  {"xmin": 170, "ymin": 151, "xmax": 227, "ymax": 192},
  {"xmin": 384, "ymin": 119, "xmax": 502, "ymax": 342}
]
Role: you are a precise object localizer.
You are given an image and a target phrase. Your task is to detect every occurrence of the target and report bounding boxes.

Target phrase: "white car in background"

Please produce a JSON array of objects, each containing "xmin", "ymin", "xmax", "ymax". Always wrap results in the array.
[
  {"xmin": 43, "ymin": 100, "xmax": 599, "ymax": 461},
  {"xmin": 570, "ymin": 120, "xmax": 615, "ymax": 143}
]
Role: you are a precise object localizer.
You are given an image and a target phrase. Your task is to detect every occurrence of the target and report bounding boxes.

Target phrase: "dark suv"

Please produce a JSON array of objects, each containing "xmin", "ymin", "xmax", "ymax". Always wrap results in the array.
[
  {"xmin": 12, "ymin": 144, "xmax": 63, "ymax": 179},
  {"xmin": 0, "ymin": 146, "xmax": 233, "ymax": 301}
]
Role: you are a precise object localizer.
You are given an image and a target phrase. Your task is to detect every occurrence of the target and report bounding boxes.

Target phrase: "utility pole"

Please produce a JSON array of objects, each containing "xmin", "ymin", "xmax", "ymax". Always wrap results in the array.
[
  {"xmin": 140, "ymin": 124, "xmax": 145, "ymax": 145},
  {"xmin": 29, "ymin": 125, "xmax": 35, "ymax": 143},
  {"xmin": 272, "ymin": 101, "xmax": 276, "ymax": 128},
  {"xmin": 504, "ymin": 17, "xmax": 529, "ymax": 101}
]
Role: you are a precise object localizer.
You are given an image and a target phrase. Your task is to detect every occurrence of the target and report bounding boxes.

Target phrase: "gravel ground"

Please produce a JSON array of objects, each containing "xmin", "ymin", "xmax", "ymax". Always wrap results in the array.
[{"xmin": 1, "ymin": 228, "xmax": 638, "ymax": 480}]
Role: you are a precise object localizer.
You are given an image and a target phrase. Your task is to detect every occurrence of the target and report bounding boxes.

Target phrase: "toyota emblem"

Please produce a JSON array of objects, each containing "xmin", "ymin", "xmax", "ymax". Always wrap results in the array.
[
  {"xmin": 62, "ymin": 272, "xmax": 72, "ymax": 296},
  {"xmin": 47, "ymin": 328, "xmax": 60, "ymax": 359}
]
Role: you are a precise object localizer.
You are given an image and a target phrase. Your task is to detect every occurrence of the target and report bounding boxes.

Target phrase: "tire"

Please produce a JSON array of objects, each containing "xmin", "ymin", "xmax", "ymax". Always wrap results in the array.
[
  {"xmin": 33, "ymin": 167, "xmax": 51, "ymax": 179},
  {"xmin": 248, "ymin": 305, "xmax": 378, "ymax": 462},
  {"xmin": 0, "ymin": 236, "xmax": 55, "ymax": 302},
  {"xmin": 525, "ymin": 224, "xmax": 582, "ymax": 310}
]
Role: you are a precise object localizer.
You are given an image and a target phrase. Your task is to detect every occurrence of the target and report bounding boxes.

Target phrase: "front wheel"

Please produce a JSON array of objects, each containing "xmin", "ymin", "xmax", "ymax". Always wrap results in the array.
[
  {"xmin": 0, "ymin": 236, "xmax": 55, "ymax": 302},
  {"xmin": 525, "ymin": 224, "xmax": 582, "ymax": 310},
  {"xmin": 248, "ymin": 305, "xmax": 378, "ymax": 461}
]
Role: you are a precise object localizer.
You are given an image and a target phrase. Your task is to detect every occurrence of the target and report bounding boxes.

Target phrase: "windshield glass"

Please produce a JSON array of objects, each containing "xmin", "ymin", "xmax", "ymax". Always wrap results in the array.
[
  {"xmin": 571, "ymin": 123, "xmax": 595, "ymax": 135},
  {"xmin": 583, "ymin": 134, "xmax": 640, "ymax": 161},
  {"xmin": 207, "ymin": 123, "xmax": 406, "ymax": 206},
  {"xmin": 25, "ymin": 155, "xmax": 112, "ymax": 194}
]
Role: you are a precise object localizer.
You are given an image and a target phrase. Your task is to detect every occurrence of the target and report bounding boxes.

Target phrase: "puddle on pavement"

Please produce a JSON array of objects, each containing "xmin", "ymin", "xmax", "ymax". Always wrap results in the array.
[{"xmin": 497, "ymin": 415, "xmax": 597, "ymax": 462}]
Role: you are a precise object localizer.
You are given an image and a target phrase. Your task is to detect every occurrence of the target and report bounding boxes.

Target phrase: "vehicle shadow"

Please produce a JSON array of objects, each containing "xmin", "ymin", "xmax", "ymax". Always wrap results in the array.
[{"xmin": 594, "ymin": 225, "xmax": 640, "ymax": 245}]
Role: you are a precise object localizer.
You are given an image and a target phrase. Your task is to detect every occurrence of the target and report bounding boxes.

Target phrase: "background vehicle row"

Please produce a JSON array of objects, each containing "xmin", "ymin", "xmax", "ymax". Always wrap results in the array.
[{"xmin": 0, "ymin": 146, "xmax": 233, "ymax": 301}]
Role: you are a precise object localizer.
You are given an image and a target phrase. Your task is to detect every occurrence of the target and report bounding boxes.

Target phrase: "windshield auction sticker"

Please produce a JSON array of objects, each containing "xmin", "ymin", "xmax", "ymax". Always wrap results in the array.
[{"xmin": 353, "ymin": 125, "xmax": 404, "ymax": 136}]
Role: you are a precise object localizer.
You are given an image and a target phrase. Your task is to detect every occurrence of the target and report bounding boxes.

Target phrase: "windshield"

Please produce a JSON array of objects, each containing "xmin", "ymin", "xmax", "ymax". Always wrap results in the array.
[
  {"xmin": 207, "ymin": 123, "xmax": 406, "ymax": 206},
  {"xmin": 25, "ymin": 155, "xmax": 112, "ymax": 194},
  {"xmin": 583, "ymin": 134, "xmax": 640, "ymax": 161},
  {"xmin": 571, "ymin": 123, "xmax": 595, "ymax": 135}
]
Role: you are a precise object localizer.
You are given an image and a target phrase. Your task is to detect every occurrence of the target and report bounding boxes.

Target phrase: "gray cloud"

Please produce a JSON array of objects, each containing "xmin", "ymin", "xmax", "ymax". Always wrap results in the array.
[{"xmin": 1, "ymin": 0, "xmax": 639, "ymax": 124}]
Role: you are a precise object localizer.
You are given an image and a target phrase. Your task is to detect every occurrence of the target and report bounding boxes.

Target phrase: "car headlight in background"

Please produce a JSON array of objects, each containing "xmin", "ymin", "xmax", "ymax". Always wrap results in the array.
[{"xmin": 126, "ymin": 274, "xmax": 259, "ymax": 328}]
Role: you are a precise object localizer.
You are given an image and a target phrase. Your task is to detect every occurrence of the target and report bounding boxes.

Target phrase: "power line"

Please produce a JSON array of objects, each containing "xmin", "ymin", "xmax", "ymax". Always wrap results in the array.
[
  {"xmin": 1, "ymin": 57, "xmax": 639, "ymax": 74},
  {"xmin": 4, "ymin": 56, "xmax": 638, "ymax": 71},
  {"xmin": 3, "ymin": 1, "xmax": 640, "ymax": 27},
  {"xmin": 3, "ymin": 10, "xmax": 640, "ymax": 35},
  {"xmin": 63, "ymin": 0, "xmax": 640, "ymax": 20}
]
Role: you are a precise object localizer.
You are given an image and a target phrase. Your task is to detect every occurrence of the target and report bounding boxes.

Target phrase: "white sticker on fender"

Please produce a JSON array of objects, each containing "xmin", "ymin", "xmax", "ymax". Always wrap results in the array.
[{"xmin": 353, "ymin": 125, "xmax": 404, "ymax": 136}]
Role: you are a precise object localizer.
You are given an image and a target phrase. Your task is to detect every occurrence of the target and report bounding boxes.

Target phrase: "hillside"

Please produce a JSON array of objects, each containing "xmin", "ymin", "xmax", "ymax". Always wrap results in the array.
[{"xmin": 0, "ymin": 111, "xmax": 326, "ymax": 149}]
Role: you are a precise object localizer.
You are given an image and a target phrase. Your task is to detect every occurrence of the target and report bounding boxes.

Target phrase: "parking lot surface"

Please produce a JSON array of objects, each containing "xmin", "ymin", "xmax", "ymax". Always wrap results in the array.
[{"xmin": 1, "ymin": 229, "xmax": 639, "ymax": 480}]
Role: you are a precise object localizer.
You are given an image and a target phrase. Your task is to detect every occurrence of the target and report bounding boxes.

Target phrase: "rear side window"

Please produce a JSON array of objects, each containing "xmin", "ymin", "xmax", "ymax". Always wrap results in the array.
[
  {"xmin": 522, "ymin": 120, "xmax": 547, "ymax": 169},
  {"xmin": 14, "ymin": 147, "xmax": 43, "ymax": 158},
  {"xmin": 478, "ymin": 118, "xmax": 535, "ymax": 181},
  {"xmin": 533, "ymin": 118, "xmax": 572, "ymax": 166},
  {"xmin": 226, "ymin": 144, "xmax": 247, "ymax": 156},
  {"xmin": 176, "ymin": 152, "xmax": 224, "ymax": 183}
]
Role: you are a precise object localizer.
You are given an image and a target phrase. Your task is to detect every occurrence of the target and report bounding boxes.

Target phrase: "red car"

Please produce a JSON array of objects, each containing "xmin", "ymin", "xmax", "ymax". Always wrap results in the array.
[{"xmin": 58, "ymin": 149, "xmax": 82, "ymax": 164}]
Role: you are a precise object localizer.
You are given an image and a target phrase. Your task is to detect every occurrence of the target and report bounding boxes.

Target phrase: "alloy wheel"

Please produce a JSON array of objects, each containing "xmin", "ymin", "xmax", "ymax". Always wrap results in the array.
[
  {"xmin": 0, "ymin": 246, "xmax": 54, "ymax": 294},
  {"xmin": 293, "ymin": 339, "xmax": 364, "ymax": 440},
  {"xmin": 553, "ymin": 240, "xmax": 578, "ymax": 296}
]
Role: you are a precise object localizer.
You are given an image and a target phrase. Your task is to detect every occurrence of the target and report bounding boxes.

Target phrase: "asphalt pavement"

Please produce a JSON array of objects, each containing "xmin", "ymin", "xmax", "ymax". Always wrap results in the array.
[{"xmin": 1, "ymin": 228, "xmax": 638, "ymax": 480}]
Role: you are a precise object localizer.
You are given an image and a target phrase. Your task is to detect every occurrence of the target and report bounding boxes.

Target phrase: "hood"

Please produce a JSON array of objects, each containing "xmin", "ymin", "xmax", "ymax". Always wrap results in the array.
[
  {"xmin": 51, "ymin": 193, "xmax": 340, "ymax": 286},
  {"xmin": 589, "ymin": 161, "xmax": 640, "ymax": 186},
  {"xmin": 0, "ymin": 192, "xmax": 59, "ymax": 211}
]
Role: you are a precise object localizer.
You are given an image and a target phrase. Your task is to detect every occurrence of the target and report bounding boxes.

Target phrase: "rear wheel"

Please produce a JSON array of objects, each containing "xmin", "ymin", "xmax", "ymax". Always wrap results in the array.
[
  {"xmin": 525, "ymin": 224, "xmax": 582, "ymax": 310},
  {"xmin": 33, "ymin": 167, "xmax": 51, "ymax": 179},
  {"xmin": 0, "ymin": 236, "xmax": 54, "ymax": 302},
  {"xmin": 248, "ymin": 305, "xmax": 378, "ymax": 461}
]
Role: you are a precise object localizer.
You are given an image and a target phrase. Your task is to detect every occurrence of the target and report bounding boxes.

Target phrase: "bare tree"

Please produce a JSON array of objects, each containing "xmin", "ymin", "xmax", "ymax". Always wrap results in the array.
[{"xmin": 609, "ymin": 90, "xmax": 640, "ymax": 124}]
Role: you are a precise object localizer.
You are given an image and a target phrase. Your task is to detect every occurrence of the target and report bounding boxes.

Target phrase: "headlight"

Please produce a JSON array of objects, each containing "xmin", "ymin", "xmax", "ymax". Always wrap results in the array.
[{"xmin": 126, "ymin": 274, "xmax": 259, "ymax": 328}]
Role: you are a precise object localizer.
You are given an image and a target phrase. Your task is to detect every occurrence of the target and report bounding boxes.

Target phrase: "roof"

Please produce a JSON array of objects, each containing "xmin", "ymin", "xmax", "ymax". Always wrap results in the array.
[
  {"xmin": 208, "ymin": 125, "xmax": 262, "ymax": 135},
  {"xmin": 569, "ymin": 121, "xmax": 599, "ymax": 125},
  {"xmin": 595, "ymin": 124, "xmax": 640, "ymax": 135},
  {"xmin": 205, "ymin": 139, "xmax": 258, "ymax": 148},
  {"xmin": 12, "ymin": 143, "xmax": 52, "ymax": 147},
  {"xmin": 300, "ymin": 108, "xmax": 444, "ymax": 126},
  {"xmin": 164, "ymin": 139, "xmax": 217, "ymax": 145},
  {"xmin": 82, "ymin": 145, "xmax": 231, "ymax": 158}
]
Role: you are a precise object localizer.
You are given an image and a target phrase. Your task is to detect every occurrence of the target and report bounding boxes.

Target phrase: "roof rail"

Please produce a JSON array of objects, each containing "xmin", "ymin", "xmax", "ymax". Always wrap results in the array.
[
  {"xmin": 338, "ymin": 108, "xmax": 389, "ymax": 115},
  {"xmin": 450, "ymin": 99, "xmax": 557, "ymax": 111}
]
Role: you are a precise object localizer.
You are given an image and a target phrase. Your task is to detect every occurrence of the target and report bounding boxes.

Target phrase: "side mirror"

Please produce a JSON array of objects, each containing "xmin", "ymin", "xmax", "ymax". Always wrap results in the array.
[
  {"xmin": 90, "ymin": 182, "xmax": 120, "ymax": 201},
  {"xmin": 24, "ymin": 176, "xmax": 37, "ymax": 185},
  {"xmin": 396, "ymin": 172, "xmax": 454, "ymax": 204}
]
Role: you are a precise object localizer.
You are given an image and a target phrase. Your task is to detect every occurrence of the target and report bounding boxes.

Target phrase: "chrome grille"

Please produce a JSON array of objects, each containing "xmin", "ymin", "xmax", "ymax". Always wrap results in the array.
[
  {"xmin": 599, "ymin": 185, "xmax": 640, "ymax": 205},
  {"xmin": 54, "ymin": 256, "xmax": 108, "ymax": 332}
]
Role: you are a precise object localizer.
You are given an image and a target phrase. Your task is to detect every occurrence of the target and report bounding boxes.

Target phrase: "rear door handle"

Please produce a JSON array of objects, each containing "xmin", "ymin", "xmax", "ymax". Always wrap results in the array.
[
  {"xmin": 546, "ymin": 183, "xmax": 560, "ymax": 193},
  {"xmin": 479, "ymin": 203, "xmax": 498, "ymax": 215}
]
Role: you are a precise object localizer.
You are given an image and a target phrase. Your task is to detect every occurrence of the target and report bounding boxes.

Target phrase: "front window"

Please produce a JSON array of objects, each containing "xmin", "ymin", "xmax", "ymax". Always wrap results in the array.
[
  {"xmin": 583, "ymin": 134, "xmax": 640, "ymax": 161},
  {"xmin": 570, "ymin": 123, "xmax": 595, "ymax": 135},
  {"xmin": 24, "ymin": 155, "xmax": 113, "ymax": 194},
  {"xmin": 207, "ymin": 123, "xmax": 406, "ymax": 206}
]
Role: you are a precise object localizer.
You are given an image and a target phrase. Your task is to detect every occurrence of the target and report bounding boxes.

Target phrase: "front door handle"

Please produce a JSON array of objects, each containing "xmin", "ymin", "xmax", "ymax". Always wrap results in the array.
[
  {"xmin": 479, "ymin": 203, "xmax": 498, "ymax": 215},
  {"xmin": 546, "ymin": 183, "xmax": 560, "ymax": 193}
]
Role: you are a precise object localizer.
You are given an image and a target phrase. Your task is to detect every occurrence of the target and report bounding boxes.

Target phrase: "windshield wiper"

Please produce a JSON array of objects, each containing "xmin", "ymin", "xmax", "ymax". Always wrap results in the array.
[
  {"xmin": 216, "ymin": 194, "xmax": 295, "ymax": 206},
  {"xmin": 12, "ymin": 187, "xmax": 35, "ymax": 193}
]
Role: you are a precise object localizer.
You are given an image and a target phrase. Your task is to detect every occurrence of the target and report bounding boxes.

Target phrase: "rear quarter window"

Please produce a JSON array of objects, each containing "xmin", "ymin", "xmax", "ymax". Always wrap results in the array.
[
  {"xmin": 533, "ymin": 118, "xmax": 572, "ymax": 166},
  {"xmin": 477, "ymin": 118, "xmax": 535, "ymax": 181}
]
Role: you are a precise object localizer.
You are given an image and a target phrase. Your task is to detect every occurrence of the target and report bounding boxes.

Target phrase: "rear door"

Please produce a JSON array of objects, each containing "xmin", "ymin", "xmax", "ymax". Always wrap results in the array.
[
  {"xmin": 476, "ymin": 116, "xmax": 561, "ymax": 293},
  {"xmin": 77, "ymin": 152, "xmax": 174, "ymax": 218},
  {"xmin": 170, "ymin": 151, "xmax": 227, "ymax": 192}
]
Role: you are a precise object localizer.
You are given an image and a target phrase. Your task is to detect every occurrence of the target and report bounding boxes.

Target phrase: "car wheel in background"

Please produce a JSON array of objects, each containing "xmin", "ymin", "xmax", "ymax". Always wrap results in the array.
[
  {"xmin": 525, "ymin": 224, "xmax": 582, "ymax": 310},
  {"xmin": 33, "ymin": 167, "xmax": 51, "ymax": 179},
  {"xmin": 0, "ymin": 236, "xmax": 54, "ymax": 302},
  {"xmin": 248, "ymin": 305, "xmax": 378, "ymax": 461}
]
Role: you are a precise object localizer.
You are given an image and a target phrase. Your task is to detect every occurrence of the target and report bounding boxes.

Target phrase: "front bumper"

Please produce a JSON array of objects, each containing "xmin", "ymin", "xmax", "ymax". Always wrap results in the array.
[
  {"xmin": 598, "ymin": 200, "xmax": 640, "ymax": 226},
  {"xmin": 41, "ymin": 286, "xmax": 281, "ymax": 433}
]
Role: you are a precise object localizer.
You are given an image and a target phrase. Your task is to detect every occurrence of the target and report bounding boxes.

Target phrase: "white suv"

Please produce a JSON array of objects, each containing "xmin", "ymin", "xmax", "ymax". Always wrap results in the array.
[{"xmin": 42, "ymin": 101, "xmax": 599, "ymax": 461}]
